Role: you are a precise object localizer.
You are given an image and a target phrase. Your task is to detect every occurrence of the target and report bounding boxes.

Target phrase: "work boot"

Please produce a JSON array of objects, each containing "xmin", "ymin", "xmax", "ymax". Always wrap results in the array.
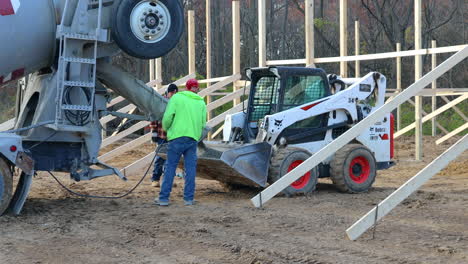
[
  {"xmin": 151, "ymin": 181, "xmax": 160, "ymax": 187},
  {"xmin": 154, "ymin": 199, "xmax": 169, "ymax": 206}
]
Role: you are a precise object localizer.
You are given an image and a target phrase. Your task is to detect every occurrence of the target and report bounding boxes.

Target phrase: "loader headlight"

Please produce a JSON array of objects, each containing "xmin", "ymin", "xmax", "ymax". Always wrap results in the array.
[{"xmin": 279, "ymin": 137, "xmax": 287, "ymax": 147}]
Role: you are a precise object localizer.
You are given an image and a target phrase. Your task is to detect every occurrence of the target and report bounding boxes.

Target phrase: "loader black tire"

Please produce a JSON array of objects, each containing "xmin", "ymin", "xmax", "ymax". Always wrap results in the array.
[
  {"xmin": 330, "ymin": 144, "xmax": 376, "ymax": 193},
  {"xmin": 269, "ymin": 147, "xmax": 318, "ymax": 197},
  {"xmin": 113, "ymin": 0, "xmax": 184, "ymax": 59},
  {"xmin": 0, "ymin": 158, "xmax": 13, "ymax": 215}
]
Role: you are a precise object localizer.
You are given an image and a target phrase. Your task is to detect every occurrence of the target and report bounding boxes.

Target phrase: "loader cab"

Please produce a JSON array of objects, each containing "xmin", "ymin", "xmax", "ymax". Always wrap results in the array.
[{"xmin": 244, "ymin": 67, "xmax": 330, "ymax": 142}]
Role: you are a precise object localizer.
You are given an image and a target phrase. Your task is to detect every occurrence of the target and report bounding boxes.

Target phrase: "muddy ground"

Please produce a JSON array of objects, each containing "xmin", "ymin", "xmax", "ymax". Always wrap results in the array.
[{"xmin": 0, "ymin": 136, "xmax": 467, "ymax": 264}]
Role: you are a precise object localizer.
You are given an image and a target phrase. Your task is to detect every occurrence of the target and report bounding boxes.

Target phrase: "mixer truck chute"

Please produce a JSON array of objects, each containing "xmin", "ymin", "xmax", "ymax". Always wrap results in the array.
[{"xmin": 0, "ymin": 0, "xmax": 185, "ymax": 215}]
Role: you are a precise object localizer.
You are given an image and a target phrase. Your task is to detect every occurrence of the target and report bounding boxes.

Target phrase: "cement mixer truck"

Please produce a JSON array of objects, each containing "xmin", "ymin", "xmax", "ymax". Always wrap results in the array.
[{"xmin": 0, "ymin": 0, "xmax": 185, "ymax": 215}]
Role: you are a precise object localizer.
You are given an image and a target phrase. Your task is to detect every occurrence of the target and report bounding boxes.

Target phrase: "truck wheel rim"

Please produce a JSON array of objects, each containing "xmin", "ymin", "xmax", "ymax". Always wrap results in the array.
[
  {"xmin": 288, "ymin": 160, "xmax": 311, "ymax": 190},
  {"xmin": 130, "ymin": 0, "xmax": 171, "ymax": 43},
  {"xmin": 348, "ymin": 156, "xmax": 370, "ymax": 184}
]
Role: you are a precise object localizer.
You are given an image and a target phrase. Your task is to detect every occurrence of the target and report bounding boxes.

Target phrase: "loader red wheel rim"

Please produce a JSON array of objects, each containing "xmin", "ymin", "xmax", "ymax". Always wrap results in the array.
[
  {"xmin": 288, "ymin": 160, "xmax": 311, "ymax": 190},
  {"xmin": 349, "ymin": 156, "xmax": 370, "ymax": 184}
]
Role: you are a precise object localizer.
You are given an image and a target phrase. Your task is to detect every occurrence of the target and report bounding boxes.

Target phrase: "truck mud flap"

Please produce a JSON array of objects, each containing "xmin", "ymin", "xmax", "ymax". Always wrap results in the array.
[
  {"xmin": 220, "ymin": 142, "xmax": 272, "ymax": 187},
  {"xmin": 9, "ymin": 172, "xmax": 33, "ymax": 215}
]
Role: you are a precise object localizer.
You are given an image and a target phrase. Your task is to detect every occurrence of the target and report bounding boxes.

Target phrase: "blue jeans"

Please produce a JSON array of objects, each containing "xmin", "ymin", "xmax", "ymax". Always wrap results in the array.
[
  {"xmin": 152, "ymin": 138, "xmax": 167, "ymax": 182},
  {"xmin": 159, "ymin": 137, "xmax": 198, "ymax": 202}
]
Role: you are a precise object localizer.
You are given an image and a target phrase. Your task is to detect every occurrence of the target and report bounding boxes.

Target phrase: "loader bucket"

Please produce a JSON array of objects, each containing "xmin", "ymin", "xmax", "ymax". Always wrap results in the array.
[
  {"xmin": 220, "ymin": 142, "xmax": 272, "ymax": 187},
  {"xmin": 158, "ymin": 141, "xmax": 272, "ymax": 187}
]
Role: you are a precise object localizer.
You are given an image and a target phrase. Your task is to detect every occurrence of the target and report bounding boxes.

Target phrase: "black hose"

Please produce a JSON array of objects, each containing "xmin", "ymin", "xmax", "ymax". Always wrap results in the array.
[{"xmin": 47, "ymin": 144, "xmax": 163, "ymax": 199}]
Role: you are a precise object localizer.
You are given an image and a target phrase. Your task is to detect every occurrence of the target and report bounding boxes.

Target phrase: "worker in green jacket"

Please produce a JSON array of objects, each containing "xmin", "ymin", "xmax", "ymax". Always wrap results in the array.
[{"xmin": 156, "ymin": 78, "xmax": 207, "ymax": 206}]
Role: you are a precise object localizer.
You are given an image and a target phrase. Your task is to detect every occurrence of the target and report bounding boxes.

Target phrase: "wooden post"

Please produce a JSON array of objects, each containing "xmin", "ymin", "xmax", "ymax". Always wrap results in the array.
[
  {"xmin": 232, "ymin": 0, "xmax": 241, "ymax": 105},
  {"xmin": 415, "ymin": 0, "xmax": 423, "ymax": 161},
  {"xmin": 188, "ymin": 10, "xmax": 196, "ymax": 75},
  {"xmin": 206, "ymin": 0, "xmax": 213, "ymax": 139},
  {"xmin": 396, "ymin": 43, "xmax": 402, "ymax": 131},
  {"xmin": 305, "ymin": 0, "xmax": 314, "ymax": 66},
  {"xmin": 258, "ymin": 0, "xmax": 266, "ymax": 67},
  {"xmin": 149, "ymin": 59, "xmax": 155, "ymax": 82},
  {"xmin": 354, "ymin": 21, "xmax": 360, "ymax": 77},
  {"xmin": 431, "ymin": 40, "xmax": 437, "ymax": 136},
  {"xmin": 339, "ymin": 0, "xmax": 348, "ymax": 77},
  {"xmin": 155, "ymin": 58, "xmax": 162, "ymax": 90}
]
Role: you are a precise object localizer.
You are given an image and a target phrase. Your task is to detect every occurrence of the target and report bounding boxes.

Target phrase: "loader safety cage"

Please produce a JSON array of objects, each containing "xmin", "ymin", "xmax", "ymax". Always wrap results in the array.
[{"xmin": 245, "ymin": 67, "xmax": 331, "ymax": 144}]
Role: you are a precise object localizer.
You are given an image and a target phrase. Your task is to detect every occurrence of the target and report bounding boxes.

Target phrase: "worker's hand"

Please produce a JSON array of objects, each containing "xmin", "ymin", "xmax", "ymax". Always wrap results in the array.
[{"xmin": 151, "ymin": 132, "xmax": 158, "ymax": 143}]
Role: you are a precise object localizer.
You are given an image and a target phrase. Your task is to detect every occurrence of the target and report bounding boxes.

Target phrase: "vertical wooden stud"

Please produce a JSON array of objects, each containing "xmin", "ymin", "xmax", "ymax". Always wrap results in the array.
[
  {"xmin": 431, "ymin": 40, "xmax": 437, "ymax": 136},
  {"xmin": 233, "ymin": 0, "xmax": 241, "ymax": 105},
  {"xmin": 340, "ymin": 0, "xmax": 348, "ymax": 77},
  {"xmin": 305, "ymin": 0, "xmax": 314, "ymax": 67},
  {"xmin": 155, "ymin": 58, "xmax": 162, "ymax": 90},
  {"xmin": 206, "ymin": 0, "xmax": 213, "ymax": 139},
  {"xmin": 258, "ymin": 0, "xmax": 266, "ymax": 67},
  {"xmin": 188, "ymin": 10, "xmax": 196, "ymax": 75},
  {"xmin": 414, "ymin": 0, "xmax": 423, "ymax": 161},
  {"xmin": 396, "ymin": 43, "xmax": 402, "ymax": 131}
]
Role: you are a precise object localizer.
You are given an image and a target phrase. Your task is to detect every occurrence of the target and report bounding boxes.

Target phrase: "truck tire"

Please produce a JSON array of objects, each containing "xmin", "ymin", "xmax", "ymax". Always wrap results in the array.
[
  {"xmin": 0, "ymin": 158, "xmax": 13, "ymax": 215},
  {"xmin": 113, "ymin": 0, "xmax": 184, "ymax": 59},
  {"xmin": 330, "ymin": 144, "xmax": 376, "ymax": 193},
  {"xmin": 269, "ymin": 147, "xmax": 318, "ymax": 196}
]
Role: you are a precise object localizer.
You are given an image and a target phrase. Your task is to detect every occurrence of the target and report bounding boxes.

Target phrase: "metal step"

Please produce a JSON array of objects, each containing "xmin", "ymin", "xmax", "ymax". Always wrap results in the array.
[
  {"xmin": 63, "ymin": 32, "xmax": 97, "ymax": 41},
  {"xmin": 63, "ymin": 57, "xmax": 96, "ymax": 64},
  {"xmin": 62, "ymin": 104, "xmax": 93, "ymax": 111},
  {"xmin": 63, "ymin": 81, "xmax": 95, "ymax": 88}
]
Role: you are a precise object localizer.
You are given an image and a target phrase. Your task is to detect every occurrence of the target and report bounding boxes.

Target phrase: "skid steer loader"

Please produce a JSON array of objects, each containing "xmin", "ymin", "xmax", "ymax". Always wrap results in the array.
[{"xmin": 189, "ymin": 66, "xmax": 394, "ymax": 196}]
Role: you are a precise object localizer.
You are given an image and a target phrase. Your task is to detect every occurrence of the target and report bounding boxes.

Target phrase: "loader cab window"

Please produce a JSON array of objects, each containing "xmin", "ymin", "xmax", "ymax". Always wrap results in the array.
[
  {"xmin": 282, "ymin": 75, "xmax": 326, "ymax": 110},
  {"xmin": 279, "ymin": 75, "xmax": 328, "ymax": 143},
  {"xmin": 248, "ymin": 76, "xmax": 280, "ymax": 128}
]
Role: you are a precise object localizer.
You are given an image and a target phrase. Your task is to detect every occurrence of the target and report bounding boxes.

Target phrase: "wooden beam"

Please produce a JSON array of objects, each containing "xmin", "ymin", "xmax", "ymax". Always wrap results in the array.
[
  {"xmin": 107, "ymin": 96, "xmax": 126, "ymax": 108},
  {"xmin": 310, "ymin": 45, "xmax": 468, "ymax": 63},
  {"xmin": 339, "ymin": 0, "xmax": 348, "ymax": 77},
  {"xmin": 100, "ymin": 104, "xmax": 136, "ymax": 126},
  {"xmin": 188, "ymin": 10, "xmax": 196, "ymax": 74},
  {"xmin": 436, "ymin": 123, "xmax": 468, "ymax": 145},
  {"xmin": 305, "ymin": 0, "xmax": 314, "ymax": 66},
  {"xmin": 347, "ymin": 135, "xmax": 468, "ymax": 241},
  {"xmin": 102, "ymin": 121, "xmax": 149, "ymax": 148},
  {"xmin": 394, "ymin": 94, "xmax": 468, "ymax": 138},
  {"xmin": 407, "ymin": 99, "xmax": 449, "ymax": 134},
  {"xmin": 396, "ymin": 43, "xmax": 402, "ymax": 131},
  {"xmin": 207, "ymin": 101, "xmax": 246, "ymax": 127},
  {"xmin": 250, "ymin": 47, "xmax": 468, "ymax": 208},
  {"xmin": 206, "ymin": 86, "xmax": 250, "ymax": 112},
  {"xmin": 266, "ymin": 59, "xmax": 307, "ymax": 66},
  {"xmin": 440, "ymin": 96, "xmax": 468, "ymax": 122},
  {"xmin": 211, "ymin": 124, "xmax": 225, "ymax": 139},
  {"xmin": 414, "ymin": 0, "xmax": 422, "ymax": 160},
  {"xmin": 258, "ymin": 0, "xmax": 266, "ymax": 67},
  {"xmin": 198, "ymin": 74, "xmax": 241, "ymax": 98},
  {"xmin": 354, "ymin": 21, "xmax": 360, "ymax": 77},
  {"xmin": 0, "ymin": 118, "xmax": 15, "ymax": 131},
  {"xmin": 120, "ymin": 152, "xmax": 154, "ymax": 176},
  {"xmin": 111, "ymin": 107, "xmax": 137, "ymax": 137},
  {"xmin": 232, "ymin": 0, "xmax": 241, "ymax": 105},
  {"xmin": 99, "ymin": 133, "xmax": 151, "ymax": 162}
]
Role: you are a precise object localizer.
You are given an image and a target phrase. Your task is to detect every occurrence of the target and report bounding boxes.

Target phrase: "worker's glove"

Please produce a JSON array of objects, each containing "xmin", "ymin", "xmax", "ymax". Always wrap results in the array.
[{"xmin": 151, "ymin": 132, "xmax": 158, "ymax": 143}]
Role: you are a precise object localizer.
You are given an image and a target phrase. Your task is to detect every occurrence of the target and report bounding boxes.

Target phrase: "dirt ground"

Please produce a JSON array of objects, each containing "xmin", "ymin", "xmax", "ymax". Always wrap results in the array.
[{"xmin": 0, "ymin": 136, "xmax": 467, "ymax": 264}]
